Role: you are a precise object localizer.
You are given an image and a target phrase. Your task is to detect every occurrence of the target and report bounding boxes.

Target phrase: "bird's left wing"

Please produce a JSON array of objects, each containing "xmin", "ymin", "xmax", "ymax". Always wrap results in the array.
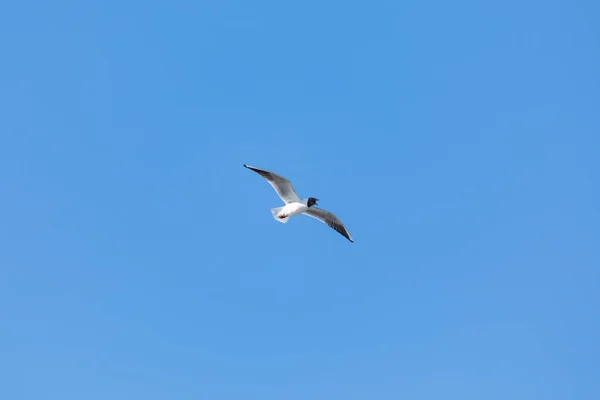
[{"xmin": 244, "ymin": 164, "xmax": 302, "ymax": 204}]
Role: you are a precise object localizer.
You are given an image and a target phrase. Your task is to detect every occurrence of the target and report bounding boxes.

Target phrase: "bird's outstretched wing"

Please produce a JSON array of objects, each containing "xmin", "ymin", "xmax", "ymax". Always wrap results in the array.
[
  {"xmin": 244, "ymin": 164, "xmax": 302, "ymax": 204},
  {"xmin": 303, "ymin": 207, "xmax": 354, "ymax": 242}
]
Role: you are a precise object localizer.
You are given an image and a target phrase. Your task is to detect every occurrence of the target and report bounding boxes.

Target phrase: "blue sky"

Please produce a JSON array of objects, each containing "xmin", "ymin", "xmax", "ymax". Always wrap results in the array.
[{"xmin": 1, "ymin": 1, "xmax": 599, "ymax": 399}]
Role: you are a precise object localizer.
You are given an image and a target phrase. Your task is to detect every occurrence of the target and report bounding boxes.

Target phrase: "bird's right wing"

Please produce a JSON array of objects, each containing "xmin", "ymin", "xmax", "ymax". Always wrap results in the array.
[
  {"xmin": 303, "ymin": 207, "xmax": 354, "ymax": 242},
  {"xmin": 244, "ymin": 164, "xmax": 302, "ymax": 204}
]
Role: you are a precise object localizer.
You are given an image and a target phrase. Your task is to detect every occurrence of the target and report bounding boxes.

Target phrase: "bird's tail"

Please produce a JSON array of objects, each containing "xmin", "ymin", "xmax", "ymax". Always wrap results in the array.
[{"xmin": 271, "ymin": 206, "xmax": 291, "ymax": 223}]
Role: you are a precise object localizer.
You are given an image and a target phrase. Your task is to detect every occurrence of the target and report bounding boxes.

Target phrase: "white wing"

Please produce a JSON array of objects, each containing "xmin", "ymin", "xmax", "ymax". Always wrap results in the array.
[
  {"xmin": 303, "ymin": 207, "xmax": 354, "ymax": 242},
  {"xmin": 244, "ymin": 164, "xmax": 302, "ymax": 204}
]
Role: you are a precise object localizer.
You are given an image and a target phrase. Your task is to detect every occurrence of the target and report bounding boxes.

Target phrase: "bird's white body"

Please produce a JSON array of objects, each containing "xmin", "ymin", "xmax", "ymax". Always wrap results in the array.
[{"xmin": 271, "ymin": 200, "xmax": 309, "ymax": 223}]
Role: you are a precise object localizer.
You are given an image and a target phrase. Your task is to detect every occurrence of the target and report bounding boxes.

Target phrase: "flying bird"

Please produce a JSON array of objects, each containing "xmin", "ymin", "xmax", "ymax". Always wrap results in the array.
[{"xmin": 243, "ymin": 164, "xmax": 354, "ymax": 242}]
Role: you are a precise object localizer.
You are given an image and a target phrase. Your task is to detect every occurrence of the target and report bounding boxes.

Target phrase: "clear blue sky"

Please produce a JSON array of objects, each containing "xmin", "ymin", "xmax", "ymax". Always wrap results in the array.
[{"xmin": 1, "ymin": 1, "xmax": 598, "ymax": 399}]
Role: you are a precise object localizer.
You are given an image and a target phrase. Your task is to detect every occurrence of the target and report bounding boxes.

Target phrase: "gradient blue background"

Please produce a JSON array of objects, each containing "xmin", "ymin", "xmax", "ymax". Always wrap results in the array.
[{"xmin": 1, "ymin": 1, "xmax": 599, "ymax": 399}]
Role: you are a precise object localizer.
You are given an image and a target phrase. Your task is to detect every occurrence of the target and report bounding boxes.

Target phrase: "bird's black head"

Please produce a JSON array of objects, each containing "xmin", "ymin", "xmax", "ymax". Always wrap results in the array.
[{"xmin": 307, "ymin": 197, "xmax": 318, "ymax": 207}]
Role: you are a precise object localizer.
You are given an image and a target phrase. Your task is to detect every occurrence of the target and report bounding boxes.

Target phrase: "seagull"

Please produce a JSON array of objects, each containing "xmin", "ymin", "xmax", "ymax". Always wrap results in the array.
[{"xmin": 243, "ymin": 164, "xmax": 354, "ymax": 243}]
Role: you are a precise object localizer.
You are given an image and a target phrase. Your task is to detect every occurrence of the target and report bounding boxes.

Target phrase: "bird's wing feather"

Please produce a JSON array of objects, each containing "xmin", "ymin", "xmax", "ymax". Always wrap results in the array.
[
  {"xmin": 302, "ymin": 207, "xmax": 354, "ymax": 242},
  {"xmin": 244, "ymin": 164, "xmax": 302, "ymax": 203}
]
